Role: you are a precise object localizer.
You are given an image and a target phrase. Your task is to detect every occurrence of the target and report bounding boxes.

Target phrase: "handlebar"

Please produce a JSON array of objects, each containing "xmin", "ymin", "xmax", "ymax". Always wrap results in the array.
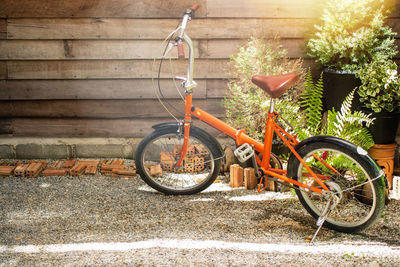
[
  {"xmin": 191, "ymin": 4, "xmax": 200, "ymax": 12},
  {"xmin": 170, "ymin": 5, "xmax": 199, "ymax": 91},
  {"xmin": 177, "ymin": 43, "xmax": 185, "ymax": 59},
  {"xmin": 176, "ymin": 4, "xmax": 200, "ymax": 59}
]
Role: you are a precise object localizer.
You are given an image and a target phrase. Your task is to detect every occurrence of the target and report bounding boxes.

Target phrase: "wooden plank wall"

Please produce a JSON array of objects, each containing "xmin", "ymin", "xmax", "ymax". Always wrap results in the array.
[{"xmin": 0, "ymin": 0, "xmax": 399, "ymax": 137}]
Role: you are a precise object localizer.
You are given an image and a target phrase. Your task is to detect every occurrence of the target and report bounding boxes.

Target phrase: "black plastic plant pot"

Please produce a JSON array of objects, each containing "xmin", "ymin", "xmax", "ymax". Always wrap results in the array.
[
  {"xmin": 369, "ymin": 112, "xmax": 399, "ymax": 144},
  {"xmin": 322, "ymin": 68, "xmax": 361, "ymax": 112}
]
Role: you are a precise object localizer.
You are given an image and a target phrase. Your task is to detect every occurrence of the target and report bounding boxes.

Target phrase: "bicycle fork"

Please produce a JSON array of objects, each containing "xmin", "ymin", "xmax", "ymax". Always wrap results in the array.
[{"xmin": 175, "ymin": 94, "xmax": 193, "ymax": 168}]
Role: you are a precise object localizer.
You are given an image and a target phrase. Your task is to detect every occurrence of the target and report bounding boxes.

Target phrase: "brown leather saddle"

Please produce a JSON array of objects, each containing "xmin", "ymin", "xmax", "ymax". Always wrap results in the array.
[{"xmin": 251, "ymin": 72, "xmax": 299, "ymax": 98}]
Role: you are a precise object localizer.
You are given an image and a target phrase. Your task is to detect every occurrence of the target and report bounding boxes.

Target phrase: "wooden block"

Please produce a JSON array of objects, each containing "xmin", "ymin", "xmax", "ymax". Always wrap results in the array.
[
  {"xmin": 0, "ymin": 166, "xmax": 16, "ymax": 176},
  {"xmin": 150, "ymin": 165, "xmax": 162, "ymax": 177},
  {"xmin": 85, "ymin": 165, "xmax": 98, "ymax": 175},
  {"xmin": 230, "ymin": 164, "xmax": 243, "ymax": 188},
  {"xmin": 14, "ymin": 163, "xmax": 30, "ymax": 177},
  {"xmin": 42, "ymin": 169, "xmax": 68, "ymax": 176},
  {"xmin": 244, "ymin": 168, "xmax": 258, "ymax": 190},
  {"xmin": 266, "ymin": 178, "xmax": 276, "ymax": 192},
  {"xmin": 63, "ymin": 159, "xmax": 76, "ymax": 169},
  {"xmin": 70, "ymin": 164, "xmax": 86, "ymax": 176}
]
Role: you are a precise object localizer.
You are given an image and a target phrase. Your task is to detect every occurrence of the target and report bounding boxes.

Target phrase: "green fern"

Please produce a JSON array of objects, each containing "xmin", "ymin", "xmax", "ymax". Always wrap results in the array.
[
  {"xmin": 325, "ymin": 89, "xmax": 375, "ymax": 150},
  {"xmin": 279, "ymin": 71, "xmax": 375, "ymax": 150},
  {"xmin": 296, "ymin": 69, "xmax": 324, "ymax": 138}
]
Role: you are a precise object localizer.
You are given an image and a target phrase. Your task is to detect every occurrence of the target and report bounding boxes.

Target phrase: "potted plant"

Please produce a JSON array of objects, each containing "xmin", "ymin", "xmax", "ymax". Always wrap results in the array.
[
  {"xmin": 306, "ymin": 0, "xmax": 398, "ymax": 111},
  {"xmin": 356, "ymin": 59, "xmax": 400, "ymax": 144}
]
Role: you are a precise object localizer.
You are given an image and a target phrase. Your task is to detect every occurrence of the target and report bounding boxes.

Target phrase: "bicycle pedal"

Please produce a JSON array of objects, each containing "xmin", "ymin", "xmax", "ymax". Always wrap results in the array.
[{"xmin": 234, "ymin": 143, "xmax": 254, "ymax": 163}]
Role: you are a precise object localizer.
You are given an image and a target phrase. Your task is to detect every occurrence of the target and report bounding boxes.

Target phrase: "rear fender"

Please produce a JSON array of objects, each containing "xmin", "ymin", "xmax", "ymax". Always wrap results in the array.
[{"xmin": 287, "ymin": 135, "xmax": 387, "ymax": 188}]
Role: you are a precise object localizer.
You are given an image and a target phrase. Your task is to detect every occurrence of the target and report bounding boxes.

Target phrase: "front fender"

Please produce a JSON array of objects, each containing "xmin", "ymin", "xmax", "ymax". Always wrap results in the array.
[
  {"xmin": 287, "ymin": 135, "xmax": 387, "ymax": 188},
  {"xmin": 151, "ymin": 122, "xmax": 224, "ymax": 159},
  {"xmin": 152, "ymin": 122, "xmax": 180, "ymax": 131}
]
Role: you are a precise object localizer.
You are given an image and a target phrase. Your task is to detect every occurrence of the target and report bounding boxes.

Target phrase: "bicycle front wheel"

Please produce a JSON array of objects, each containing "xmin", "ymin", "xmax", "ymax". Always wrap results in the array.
[
  {"xmin": 290, "ymin": 141, "xmax": 385, "ymax": 233},
  {"xmin": 135, "ymin": 127, "xmax": 222, "ymax": 195}
]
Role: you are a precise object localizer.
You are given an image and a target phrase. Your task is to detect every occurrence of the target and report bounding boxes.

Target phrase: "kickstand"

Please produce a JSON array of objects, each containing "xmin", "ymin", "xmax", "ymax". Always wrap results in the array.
[
  {"xmin": 309, "ymin": 198, "xmax": 334, "ymax": 243},
  {"xmin": 310, "ymin": 215, "xmax": 328, "ymax": 243}
]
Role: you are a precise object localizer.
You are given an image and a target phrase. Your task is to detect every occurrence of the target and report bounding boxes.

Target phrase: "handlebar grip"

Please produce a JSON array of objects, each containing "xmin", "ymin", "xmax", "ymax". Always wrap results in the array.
[
  {"xmin": 191, "ymin": 4, "xmax": 200, "ymax": 11},
  {"xmin": 177, "ymin": 43, "xmax": 185, "ymax": 59}
]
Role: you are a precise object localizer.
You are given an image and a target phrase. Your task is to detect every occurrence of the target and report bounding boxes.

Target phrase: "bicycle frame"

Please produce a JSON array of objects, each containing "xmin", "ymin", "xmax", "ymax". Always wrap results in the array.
[
  {"xmin": 182, "ymin": 93, "xmax": 329, "ymax": 195},
  {"xmin": 174, "ymin": 19, "xmax": 332, "ymax": 195}
]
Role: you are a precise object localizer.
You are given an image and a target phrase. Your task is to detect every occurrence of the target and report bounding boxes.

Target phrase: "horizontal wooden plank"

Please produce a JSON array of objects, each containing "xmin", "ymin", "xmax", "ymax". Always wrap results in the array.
[
  {"xmin": 5, "ymin": 58, "xmax": 318, "ymax": 80},
  {"xmin": 0, "ymin": 62, "xmax": 6, "ymax": 79},
  {"xmin": 2, "ymin": 0, "xmax": 399, "ymax": 19},
  {"xmin": 7, "ymin": 18, "xmax": 313, "ymax": 40},
  {"xmin": 7, "ymin": 117, "xmax": 223, "ymax": 137},
  {"xmin": 207, "ymin": 0, "xmax": 400, "ymax": 18},
  {"xmin": 0, "ymin": 39, "xmax": 203, "ymax": 60},
  {"xmin": 206, "ymin": 79, "xmax": 228, "ymax": 98},
  {"xmin": 0, "ymin": 118, "xmax": 12, "ymax": 135},
  {"xmin": 3, "ymin": 58, "xmax": 317, "ymax": 99},
  {"xmin": 0, "ymin": 19, "xmax": 6, "ymax": 39},
  {"xmin": 8, "ymin": 118, "xmax": 167, "ymax": 137},
  {"xmin": 0, "ymin": 99, "xmax": 224, "ymax": 118},
  {"xmin": 206, "ymin": 0, "xmax": 321, "ymax": 18},
  {"xmin": 0, "ymin": 79, "xmax": 208, "ymax": 100},
  {"xmin": 0, "ymin": 38, "xmax": 309, "ymax": 60},
  {"xmin": 0, "ymin": 0, "xmax": 207, "ymax": 18},
  {"xmin": 6, "ymin": 59, "xmax": 230, "ymax": 79}
]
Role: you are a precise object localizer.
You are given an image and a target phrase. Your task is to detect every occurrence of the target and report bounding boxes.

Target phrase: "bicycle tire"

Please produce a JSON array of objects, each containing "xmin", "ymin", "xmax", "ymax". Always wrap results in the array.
[
  {"xmin": 135, "ymin": 127, "xmax": 222, "ymax": 195},
  {"xmin": 289, "ymin": 141, "xmax": 385, "ymax": 233}
]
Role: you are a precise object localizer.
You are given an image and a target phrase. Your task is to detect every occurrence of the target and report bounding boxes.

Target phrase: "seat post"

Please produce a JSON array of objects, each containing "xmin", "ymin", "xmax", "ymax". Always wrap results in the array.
[{"xmin": 269, "ymin": 98, "xmax": 275, "ymax": 114}]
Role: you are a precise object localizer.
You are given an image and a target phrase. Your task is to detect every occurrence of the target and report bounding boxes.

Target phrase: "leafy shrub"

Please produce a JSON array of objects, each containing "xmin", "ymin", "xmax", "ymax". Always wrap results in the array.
[
  {"xmin": 222, "ymin": 37, "xmax": 305, "ymax": 140},
  {"xmin": 223, "ymin": 37, "xmax": 374, "ymax": 150},
  {"xmin": 307, "ymin": 0, "xmax": 397, "ymax": 72},
  {"xmin": 356, "ymin": 59, "xmax": 400, "ymax": 113}
]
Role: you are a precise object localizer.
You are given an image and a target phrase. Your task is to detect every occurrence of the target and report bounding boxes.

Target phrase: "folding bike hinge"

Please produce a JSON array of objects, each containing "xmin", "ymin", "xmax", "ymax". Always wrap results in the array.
[
  {"xmin": 177, "ymin": 121, "xmax": 184, "ymax": 137},
  {"xmin": 234, "ymin": 143, "xmax": 254, "ymax": 163}
]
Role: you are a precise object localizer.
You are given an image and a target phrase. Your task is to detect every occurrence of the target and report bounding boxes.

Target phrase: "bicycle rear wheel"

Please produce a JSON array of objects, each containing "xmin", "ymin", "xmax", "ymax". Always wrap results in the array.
[
  {"xmin": 135, "ymin": 127, "xmax": 222, "ymax": 195},
  {"xmin": 290, "ymin": 141, "xmax": 385, "ymax": 233}
]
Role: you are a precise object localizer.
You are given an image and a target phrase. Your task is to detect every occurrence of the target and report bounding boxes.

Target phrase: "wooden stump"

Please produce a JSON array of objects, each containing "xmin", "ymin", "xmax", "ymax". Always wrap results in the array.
[
  {"xmin": 230, "ymin": 164, "xmax": 243, "ymax": 188},
  {"xmin": 244, "ymin": 167, "xmax": 257, "ymax": 190}
]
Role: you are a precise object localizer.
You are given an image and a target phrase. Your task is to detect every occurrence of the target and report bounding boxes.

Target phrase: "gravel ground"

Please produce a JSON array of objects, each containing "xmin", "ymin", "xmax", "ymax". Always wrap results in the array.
[{"xmin": 1, "ymin": 162, "xmax": 400, "ymax": 266}]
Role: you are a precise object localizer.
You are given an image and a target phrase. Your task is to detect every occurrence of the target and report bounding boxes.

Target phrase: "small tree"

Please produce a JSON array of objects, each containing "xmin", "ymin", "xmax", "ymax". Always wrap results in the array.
[{"xmin": 222, "ymin": 37, "xmax": 305, "ymax": 140}]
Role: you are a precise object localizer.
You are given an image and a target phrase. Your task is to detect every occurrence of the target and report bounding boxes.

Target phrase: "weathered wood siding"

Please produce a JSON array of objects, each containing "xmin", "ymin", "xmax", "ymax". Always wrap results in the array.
[{"xmin": 0, "ymin": 0, "xmax": 399, "ymax": 137}]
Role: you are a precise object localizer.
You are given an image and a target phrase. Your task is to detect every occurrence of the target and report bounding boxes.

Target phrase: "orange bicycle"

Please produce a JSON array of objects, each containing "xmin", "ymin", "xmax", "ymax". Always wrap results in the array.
[{"xmin": 135, "ymin": 4, "xmax": 386, "ymax": 237}]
